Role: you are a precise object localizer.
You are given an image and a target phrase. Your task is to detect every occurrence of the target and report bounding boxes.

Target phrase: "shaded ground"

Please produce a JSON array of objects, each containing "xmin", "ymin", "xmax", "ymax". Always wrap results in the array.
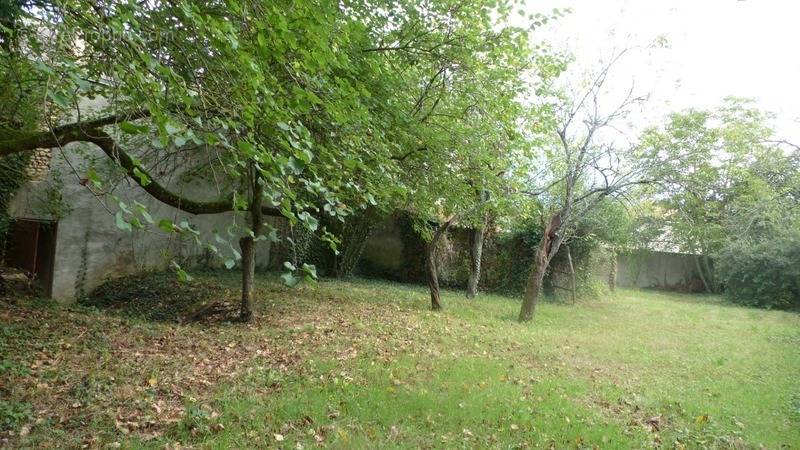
[{"xmin": 1, "ymin": 273, "xmax": 798, "ymax": 448}]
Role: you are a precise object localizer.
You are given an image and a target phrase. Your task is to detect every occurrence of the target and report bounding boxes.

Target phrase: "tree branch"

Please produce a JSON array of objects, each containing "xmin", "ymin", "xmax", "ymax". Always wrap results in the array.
[
  {"xmin": 1, "ymin": 113, "xmax": 284, "ymax": 217},
  {"xmin": 0, "ymin": 110, "xmax": 150, "ymax": 157}
]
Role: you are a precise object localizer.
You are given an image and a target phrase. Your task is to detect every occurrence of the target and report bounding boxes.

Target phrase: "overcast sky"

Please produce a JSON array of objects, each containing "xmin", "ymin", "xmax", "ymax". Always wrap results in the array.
[{"xmin": 524, "ymin": 0, "xmax": 800, "ymax": 140}]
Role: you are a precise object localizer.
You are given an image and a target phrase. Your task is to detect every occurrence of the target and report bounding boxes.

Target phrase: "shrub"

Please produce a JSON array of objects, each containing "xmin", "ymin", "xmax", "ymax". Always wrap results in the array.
[{"xmin": 716, "ymin": 230, "xmax": 800, "ymax": 310}]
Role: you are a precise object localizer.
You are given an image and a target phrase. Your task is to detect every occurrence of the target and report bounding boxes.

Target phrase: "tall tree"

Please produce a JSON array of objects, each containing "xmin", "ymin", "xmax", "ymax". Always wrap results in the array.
[
  {"xmin": 639, "ymin": 98, "xmax": 778, "ymax": 292},
  {"xmin": 466, "ymin": 190, "xmax": 488, "ymax": 298},
  {"xmin": 639, "ymin": 98, "xmax": 799, "ymax": 294},
  {"xmin": 0, "ymin": 0, "xmax": 400, "ymax": 318},
  {"xmin": 341, "ymin": 0, "xmax": 553, "ymax": 309}
]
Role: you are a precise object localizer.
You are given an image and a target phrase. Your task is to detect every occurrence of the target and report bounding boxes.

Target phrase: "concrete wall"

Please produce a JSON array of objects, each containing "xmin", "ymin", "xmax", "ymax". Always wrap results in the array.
[
  {"xmin": 617, "ymin": 249, "xmax": 704, "ymax": 291},
  {"xmin": 9, "ymin": 141, "xmax": 272, "ymax": 302},
  {"xmin": 358, "ymin": 217, "xmax": 705, "ymax": 293}
]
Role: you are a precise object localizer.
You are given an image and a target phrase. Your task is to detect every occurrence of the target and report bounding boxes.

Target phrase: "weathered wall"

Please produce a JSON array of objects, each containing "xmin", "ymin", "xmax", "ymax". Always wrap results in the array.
[
  {"xmin": 357, "ymin": 216, "xmax": 704, "ymax": 294},
  {"xmin": 9, "ymin": 141, "xmax": 272, "ymax": 302},
  {"xmin": 617, "ymin": 249, "xmax": 704, "ymax": 291},
  {"xmin": 359, "ymin": 217, "xmax": 405, "ymax": 276}
]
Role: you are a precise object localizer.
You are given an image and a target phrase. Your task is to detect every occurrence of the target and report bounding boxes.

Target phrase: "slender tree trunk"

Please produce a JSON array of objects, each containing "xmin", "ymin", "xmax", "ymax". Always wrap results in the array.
[
  {"xmin": 566, "ymin": 245, "xmax": 576, "ymax": 304},
  {"xmin": 608, "ymin": 249, "xmax": 617, "ymax": 293},
  {"xmin": 425, "ymin": 241, "xmax": 442, "ymax": 310},
  {"xmin": 239, "ymin": 167, "xmax": 263, "ymax": 322},
  {"xmin": 466, "ymin": 221, "xmax": 485, "ymax": 299},
  {"xmin": 694, "ymin": 254, "xmax": 711, "ymax": 293},
  {"xmin": 701, "ymin": 255, "xmax": 717, "ymax": 293},
  {"xmin": 425, "ymin": 219, "xmax": 453, "ymax": 311},
  {"xmin": 239, "ymin": 235, "xmax": 255, "ymax": 321},
  {"xmin": 519, "ymin": 213, "xmax": 562, "ymax": 322}
]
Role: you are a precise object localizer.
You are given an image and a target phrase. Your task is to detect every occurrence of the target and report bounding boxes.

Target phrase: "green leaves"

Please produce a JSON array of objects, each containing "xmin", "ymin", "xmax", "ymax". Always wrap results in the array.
[
  {"xmin": 9, "ymin": 0, "xmax": 558, "ymax": 304},
  {"xmin": 158, "ymin": 219, "xmax": 175, "ymax": 233},
  {"xmin": 115, "ymin": 211, "xmax": 132, "ymax": 232},
  {"xmin": 171, "ymin": 261, "xmax": 193, "ymax": 283},
  {"xmin": 46, "ymin": 90, "xmax": 71, "ymax": 108},
  {"xmin": 281, "ymin": 261, "xmax": 318, "ymax": 287},
  {"xmin": 119, "ymin": 122, "xmax": 149, "ymax": 134},
  {"xmin": 85, "ymin": 168, "xmax": 102, "ymax": 189},
  {"xmin": 297, "ymin": 211, "xmax": 318, "ymax": 231},
  {"xmin": 280, "ymin": 272, "xmax": 300, "ymax": 287},
  {"xmin": 132, "ymin": 167, "xmax": 151, "ymax": 187}
]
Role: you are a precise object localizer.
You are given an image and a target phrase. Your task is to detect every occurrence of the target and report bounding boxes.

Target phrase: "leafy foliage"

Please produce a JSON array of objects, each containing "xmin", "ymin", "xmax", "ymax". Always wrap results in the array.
[
  {"xmin": 716, "ymin": 230, "xmax": 800, "ymax": 310},
  {"xmin": 640, "ymin": 98, "xmax": 800, "ymax": 299},
  {"xmin": 0, "ymin": 0, "xmax": 567, "ymax": 305},
  {"xmin": 0, "ymin": 152, "xmax": 30, "ymax": 249}
]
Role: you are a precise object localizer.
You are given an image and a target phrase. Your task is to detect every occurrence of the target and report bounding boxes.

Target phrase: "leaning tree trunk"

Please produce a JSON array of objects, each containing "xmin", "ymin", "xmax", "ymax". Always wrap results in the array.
[
  {"xmin": 425, "ymin": 219, "xmax": 453, "ymax": 311},
  {"xmin": 518, "ymin": 213, "xmax": 562, "ymax": 322},
  {"xmin": 566, "ymin": 245, "xmax": 576, "ymax": 304},
  {"xmin": 239, "ymin": 169, "xmax": 263, "ymax": 322},
  {"xmin": 466, "ymin": 221, "xmax": 485, "ymax": 299}
]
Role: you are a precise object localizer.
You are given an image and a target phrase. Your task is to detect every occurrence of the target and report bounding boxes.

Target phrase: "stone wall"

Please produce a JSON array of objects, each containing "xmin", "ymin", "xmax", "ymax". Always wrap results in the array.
[{"xmin": 26, "ymin": 149, "xmax": 53, "ymax": 181}]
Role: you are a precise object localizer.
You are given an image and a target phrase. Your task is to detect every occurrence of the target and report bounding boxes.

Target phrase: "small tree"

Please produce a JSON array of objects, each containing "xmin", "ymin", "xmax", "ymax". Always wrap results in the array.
[{"xmin": 517, "ymin": 50, "xmax": 651, "ymax": 322}]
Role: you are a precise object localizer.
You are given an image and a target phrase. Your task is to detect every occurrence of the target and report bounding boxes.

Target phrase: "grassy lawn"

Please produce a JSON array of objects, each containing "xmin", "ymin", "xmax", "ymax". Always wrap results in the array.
[{"xmin": 1, "ymin": 273, "xmax": 799, "ymax": 449}]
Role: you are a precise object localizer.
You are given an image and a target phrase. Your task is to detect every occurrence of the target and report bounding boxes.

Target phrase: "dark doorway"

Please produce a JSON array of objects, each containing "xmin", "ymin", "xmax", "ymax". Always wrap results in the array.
[{"xmin": 3, "ymin": 219, "xmax": 58, "ymax": 296}]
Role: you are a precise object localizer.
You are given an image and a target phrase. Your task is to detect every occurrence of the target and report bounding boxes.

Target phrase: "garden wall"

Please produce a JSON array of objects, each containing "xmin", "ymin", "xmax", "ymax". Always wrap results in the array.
[
  {"xmin": 616, "ymin": 249, "xmax": 705, "ymax": 292},
  {"xmin": 356, "ymin": 216, "xmax": 705, "ymax": 294}
]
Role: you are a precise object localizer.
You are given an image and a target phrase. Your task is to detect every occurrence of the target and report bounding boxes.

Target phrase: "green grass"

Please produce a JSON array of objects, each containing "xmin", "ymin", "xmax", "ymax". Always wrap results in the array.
[{"xmin": 2, "ymin": 274, "xmax": 799, "ymax": 449}]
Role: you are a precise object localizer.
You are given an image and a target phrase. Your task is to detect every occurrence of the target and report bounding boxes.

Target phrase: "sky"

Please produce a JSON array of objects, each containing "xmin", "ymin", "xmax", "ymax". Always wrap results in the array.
[{"xmin": 523, "ymin": 0, "xmax": 800, "ymax": 141}]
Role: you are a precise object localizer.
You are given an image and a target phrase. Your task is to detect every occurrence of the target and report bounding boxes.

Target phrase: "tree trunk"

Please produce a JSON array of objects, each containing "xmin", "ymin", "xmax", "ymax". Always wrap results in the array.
[
  {"xmin": 519, "ymin": 239, "xmax": 549, "ymax": 321},
  {"xmin": 694, "ymin": 254, "xmax": 711, "ymax": 293},
  {"xmin": 519, "ymin": 213, "xmax": 562, "ymax": 322},
  {"xmin": 425, "ymin": 241, "xmax": 442, "ymax": 310},
  {"xmin": 466, "ymin": 221, "xmax": 485, "ymax": 299},
  {"xmin": 239, "ymin": 235, "xmax": 255, "ymax": 321},
  {"xmin": 566, "ymin": 245, "xmax": 576, "ymax": 304},
  {"xmin": 700, "ymin": 255, "xmax": 717, "ymax": 293},
  {"xmin": 239, "ymin": 167, "xmax": 263, "ymax": 322},
  {"xmin": 608, "ymin": 249, "xmax": 617, "ymax": 293},
  {"xmin": 425, "ymin": 219, "xmax": 453, "ymax": 311}
]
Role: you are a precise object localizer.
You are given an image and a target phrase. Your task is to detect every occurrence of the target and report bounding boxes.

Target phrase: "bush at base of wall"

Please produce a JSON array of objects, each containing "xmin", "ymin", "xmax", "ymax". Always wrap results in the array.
[{"xmin": 716, "ymin": 231, "xmax": 800, "ymax": 310}]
